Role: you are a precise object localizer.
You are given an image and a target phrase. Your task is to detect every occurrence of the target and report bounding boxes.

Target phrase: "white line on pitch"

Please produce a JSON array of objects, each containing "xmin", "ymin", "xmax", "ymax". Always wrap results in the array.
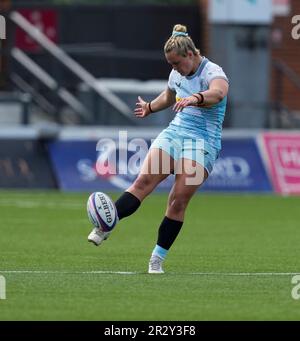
[
  {"xmin": 190, "ymin": 272, "xmax": 300, "ymax": 276},
  {"xmin": 0, "ymin": 270, "xmax": 299, "ymax": 276},
  {"xmin": 0, "ymin": 199, "xmax": 83, "ymax": 209},
  {"xmin": 0, "ymin": 270, "xmax": 138, "ymax": 275}
]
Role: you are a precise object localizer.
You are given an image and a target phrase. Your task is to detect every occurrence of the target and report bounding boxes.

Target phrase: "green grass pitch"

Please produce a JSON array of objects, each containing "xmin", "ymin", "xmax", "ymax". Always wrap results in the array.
[{"xmin": 0, "ymin": 190, "xmax": 300, "ymax": 320}]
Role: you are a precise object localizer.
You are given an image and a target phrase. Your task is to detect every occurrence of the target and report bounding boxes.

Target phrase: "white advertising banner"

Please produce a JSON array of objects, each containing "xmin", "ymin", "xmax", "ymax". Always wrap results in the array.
[{"xmin": 209, "ymin": 0, "xmax": 273, "ymax": 24}]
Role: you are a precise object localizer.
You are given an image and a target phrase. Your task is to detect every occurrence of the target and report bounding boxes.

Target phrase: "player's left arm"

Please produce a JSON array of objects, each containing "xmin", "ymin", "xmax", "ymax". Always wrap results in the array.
[
  {"xmin": 200, "ymin": 78, "xmax": 229, "ymax": 107},
  {"xmin": 173, "ymin": 78, "xmax": 229, "ymax": 112}
]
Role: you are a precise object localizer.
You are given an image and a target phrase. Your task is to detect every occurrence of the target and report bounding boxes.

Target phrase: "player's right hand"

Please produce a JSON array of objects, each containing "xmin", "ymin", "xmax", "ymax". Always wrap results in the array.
[{"xmin": 134, "ymin": 96, "xmax": 151, "ymax": 118}]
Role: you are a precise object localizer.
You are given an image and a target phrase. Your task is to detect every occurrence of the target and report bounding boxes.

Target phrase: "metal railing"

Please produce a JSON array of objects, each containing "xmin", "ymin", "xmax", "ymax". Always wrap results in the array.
[
  {"xmin": 272, "ymin": 59, "xmax": 300, "ymax": 128},
  {"xmin": 9, "ymin": 10, "xmax": 135, "ymax": 124}
]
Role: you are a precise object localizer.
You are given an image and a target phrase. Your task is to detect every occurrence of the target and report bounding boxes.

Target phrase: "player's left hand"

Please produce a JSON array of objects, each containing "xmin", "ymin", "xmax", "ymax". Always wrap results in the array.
[{"xmin": 173, "ymin": 96, "xmax": 198, "ymax": 112}]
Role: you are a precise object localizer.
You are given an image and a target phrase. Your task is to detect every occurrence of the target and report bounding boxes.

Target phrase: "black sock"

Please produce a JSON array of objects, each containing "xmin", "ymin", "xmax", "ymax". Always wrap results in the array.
[
  {"xmin": 157, "ymin": 216, "xmax": 183, "ymax": 250},
  {"xmin": 115, "ymin": 191, "xmax": 141, "ymax": 220}
]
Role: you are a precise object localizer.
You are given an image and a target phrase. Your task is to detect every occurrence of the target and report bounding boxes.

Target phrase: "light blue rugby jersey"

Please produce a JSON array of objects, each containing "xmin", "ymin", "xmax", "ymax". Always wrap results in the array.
[{"xmin": 168, "ymin": 57, "xmax": 228, "ymax": 151}]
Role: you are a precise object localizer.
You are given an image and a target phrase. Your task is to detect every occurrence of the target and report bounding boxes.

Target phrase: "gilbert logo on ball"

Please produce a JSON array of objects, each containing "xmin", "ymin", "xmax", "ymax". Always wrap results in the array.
[{"xmin": 87, "ymin": 192, "xmax": 118, "ymax": 231}]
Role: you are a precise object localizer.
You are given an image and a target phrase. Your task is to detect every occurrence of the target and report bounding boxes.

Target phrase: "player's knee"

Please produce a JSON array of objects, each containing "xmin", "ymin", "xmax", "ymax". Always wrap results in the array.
[
  {"xmin": 168, "ymin": 195, "xmax": 189, "ymax": 214},
  {"xmin": 132, "ymin": 175, "xmax": 154, "ymax": 192}
]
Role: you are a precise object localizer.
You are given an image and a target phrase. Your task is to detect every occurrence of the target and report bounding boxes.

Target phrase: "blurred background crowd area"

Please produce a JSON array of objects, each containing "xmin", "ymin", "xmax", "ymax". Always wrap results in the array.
[{"xmin": 0, "ymin": 0, "xmax": 299, "ymax": 129}]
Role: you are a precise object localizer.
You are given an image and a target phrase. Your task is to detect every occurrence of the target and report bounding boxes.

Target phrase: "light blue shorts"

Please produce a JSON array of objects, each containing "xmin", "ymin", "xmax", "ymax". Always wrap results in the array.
[{"xmin": 150, "ymin": 127, "xmax": 219, "ymax": 174}]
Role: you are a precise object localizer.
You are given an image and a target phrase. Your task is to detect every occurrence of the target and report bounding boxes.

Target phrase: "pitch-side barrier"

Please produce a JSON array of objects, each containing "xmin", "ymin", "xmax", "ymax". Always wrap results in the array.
[{"xmin": 1, "ymin": 126, "xmax": 299, "ymax": 195}]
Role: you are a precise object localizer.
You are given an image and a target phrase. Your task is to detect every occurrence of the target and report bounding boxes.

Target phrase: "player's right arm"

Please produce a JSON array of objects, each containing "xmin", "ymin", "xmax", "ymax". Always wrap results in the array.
[{"xmin": 134, "ymin": 88, "xmax": 176, "ymax": 118}]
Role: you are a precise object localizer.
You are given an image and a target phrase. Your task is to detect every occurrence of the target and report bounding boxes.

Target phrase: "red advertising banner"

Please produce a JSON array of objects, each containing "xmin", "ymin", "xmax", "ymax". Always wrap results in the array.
[
  {"xmin": 15, "ymin": 9, "xmax": 58, "ymax": 52},
  {"xmin": 263, "ymin": 132, "xmax": 300, "ymax": 194}
]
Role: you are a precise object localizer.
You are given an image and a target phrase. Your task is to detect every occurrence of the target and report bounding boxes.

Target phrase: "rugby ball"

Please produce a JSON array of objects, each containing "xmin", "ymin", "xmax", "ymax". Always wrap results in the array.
[{"xmin": 87, "ymin": 192, "xmax": 118, "ymax": 231}]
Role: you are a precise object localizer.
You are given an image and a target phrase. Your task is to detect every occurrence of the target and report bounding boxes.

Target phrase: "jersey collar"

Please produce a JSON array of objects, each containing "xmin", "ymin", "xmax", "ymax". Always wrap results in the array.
[{"xmin": 186, "ymin": 57, "xmax": 208, "ymax": 80}]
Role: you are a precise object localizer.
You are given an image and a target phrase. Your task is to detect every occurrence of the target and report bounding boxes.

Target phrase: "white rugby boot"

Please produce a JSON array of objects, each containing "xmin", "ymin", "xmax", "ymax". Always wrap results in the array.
[
  {"xmin": 148, "ymin": 254, "xmax": 165, "ymax": 274},
  {"xmin": 87, "ymin": 227, "xmax": 111, "ymax": 246}
]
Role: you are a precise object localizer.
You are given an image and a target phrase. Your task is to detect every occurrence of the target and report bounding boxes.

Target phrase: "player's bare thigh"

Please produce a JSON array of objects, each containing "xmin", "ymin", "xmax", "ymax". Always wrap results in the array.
[
  {"xmin": 127, "ymin": 148, "xmax": 175, "ymax": 201},
  {"xmin": 166, "ymin": 158, "xmax": 208, "ymax": 221}
]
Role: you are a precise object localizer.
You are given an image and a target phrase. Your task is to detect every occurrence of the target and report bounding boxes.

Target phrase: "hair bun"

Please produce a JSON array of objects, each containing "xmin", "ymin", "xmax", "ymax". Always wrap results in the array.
[{"xmin": 172, "ymin": 24, "xmax": 187, "ymax": 33}]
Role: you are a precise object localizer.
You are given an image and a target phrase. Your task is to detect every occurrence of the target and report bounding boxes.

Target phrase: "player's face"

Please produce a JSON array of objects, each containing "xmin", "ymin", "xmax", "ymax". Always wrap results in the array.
[{"xmin": 165, "ymin": 50, "xmax": 194, "ymax": 76}]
